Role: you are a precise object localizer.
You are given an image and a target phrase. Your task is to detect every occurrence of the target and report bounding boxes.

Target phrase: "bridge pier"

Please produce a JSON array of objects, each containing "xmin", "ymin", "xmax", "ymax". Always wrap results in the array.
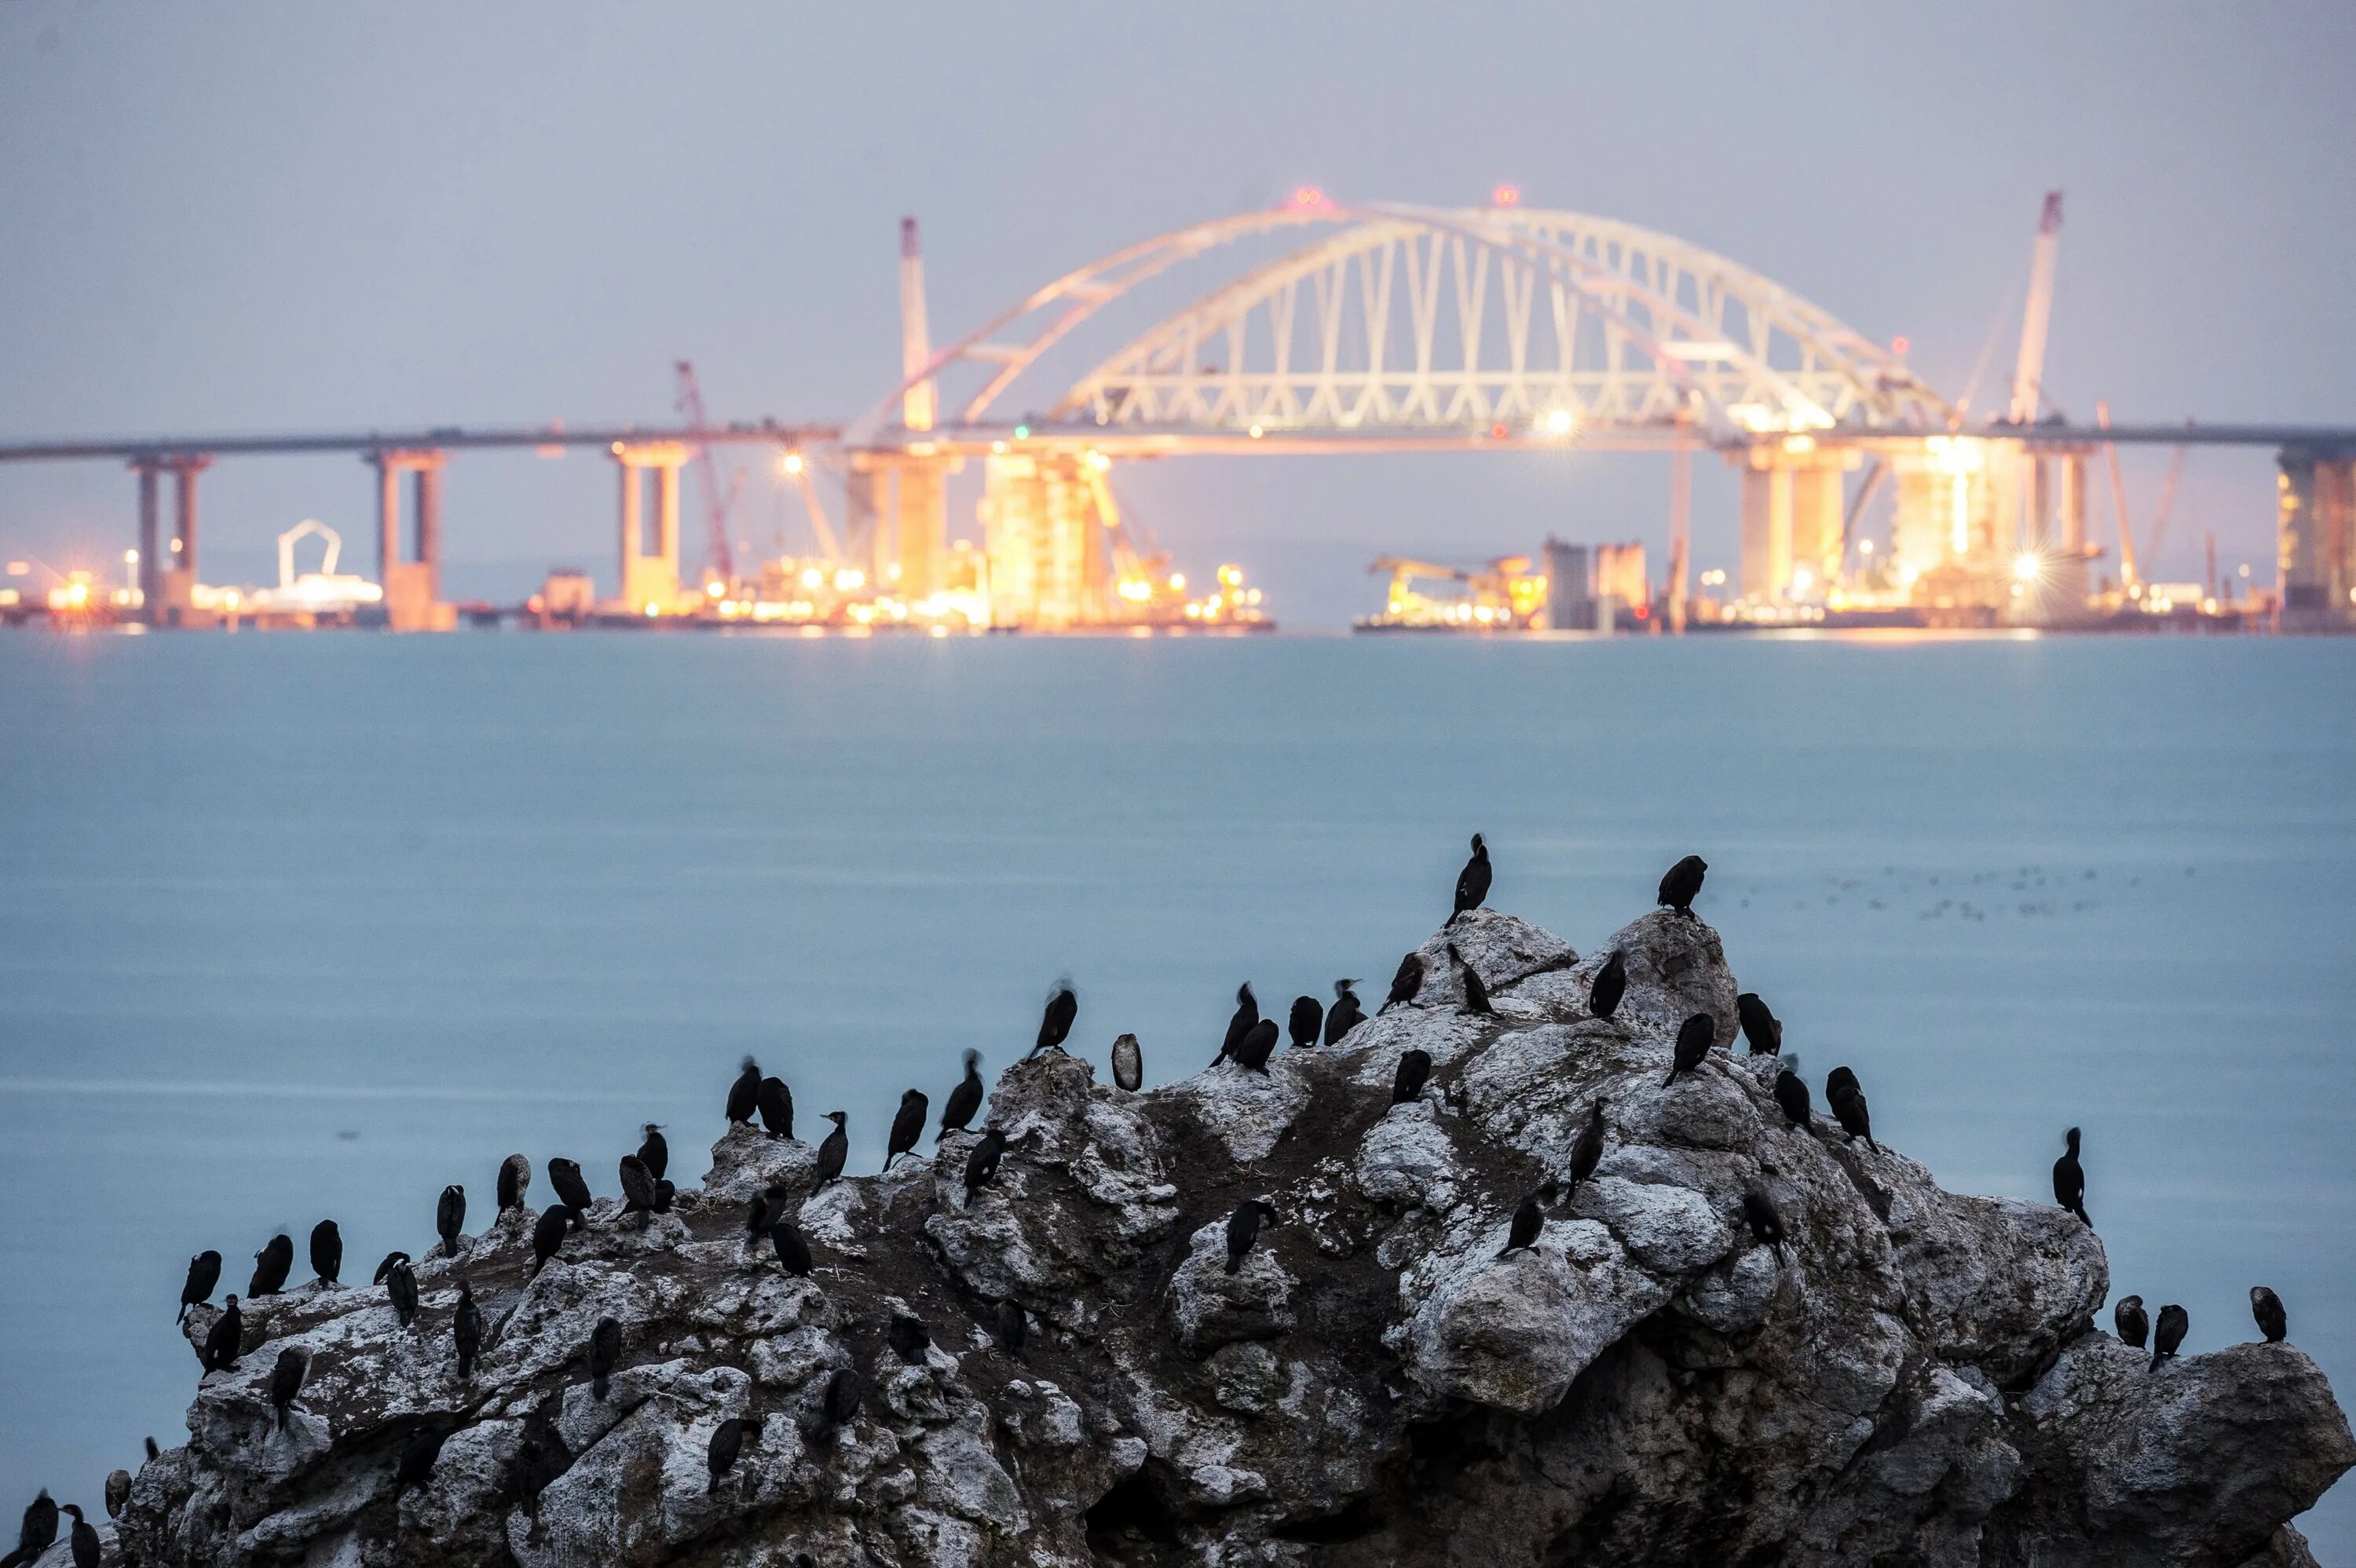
[
  {"xmin": 2277, "ymin": 445, "xmax": 2356, "ymax": 631},
  {"xmin": 368, "ymin": 449, "xmax": 454, "ymax": 630},
  {"xmin": 130, "ymin": 454, "xmax": 211, "ymax": 624},
  {"xmin": 1737, "ymin": 440, "xmax": 1858, "ymax": 601},
  {"xmin": 613, "ymin": 441, "xmax": 688, "ymax": 613}
]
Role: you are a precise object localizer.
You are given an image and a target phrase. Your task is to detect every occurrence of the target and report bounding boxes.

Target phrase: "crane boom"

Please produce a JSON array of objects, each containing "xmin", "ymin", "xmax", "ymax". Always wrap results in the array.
[
  {"xmin": 2007, "ymin": 192, "xmax": 2064, "ymax": 424},
  {"xmin": 2144, "ymin": 440, "xmax": 2190, "ymax": 571},
  {"xmin": 2095, "ymin": 400, "xmax": 2139, "ymax": 589},
  {"xmin": 672, "ymin": 360, "xmax": 736, "ymax": 583}
]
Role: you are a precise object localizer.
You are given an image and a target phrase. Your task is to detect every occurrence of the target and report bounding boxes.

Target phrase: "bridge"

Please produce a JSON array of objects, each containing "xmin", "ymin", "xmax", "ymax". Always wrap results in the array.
[{"xmin": 3, "ymin": 192, "xmax": 2351, "ymax": 630}]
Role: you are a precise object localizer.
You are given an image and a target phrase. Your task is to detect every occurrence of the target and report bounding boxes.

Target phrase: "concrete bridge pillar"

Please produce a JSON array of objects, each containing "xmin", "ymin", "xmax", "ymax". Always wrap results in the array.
[
  {"xmin": 894, "ymin": 457, "xmax": 946, "ymax": 599},
  {"xmin": 368, "ymin": 448, "xmax": 452, "ymax": 630},
  {"xmin": 1737, "ymin": 440, "xmax": 1858, "ymax": 601},
  {"xmin": 613, "ymin": 441, "xmax": 689, "ymax": 614},
  {"xmin": 130, "ymin": 454, "xmax": 211, "ymax": 624},
  {"xmin": 2278, "ymin": 445, "xmax": 2356, "ymax": 631}
]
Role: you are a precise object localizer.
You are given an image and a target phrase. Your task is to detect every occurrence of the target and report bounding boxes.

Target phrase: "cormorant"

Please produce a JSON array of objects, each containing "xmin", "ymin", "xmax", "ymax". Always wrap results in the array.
[
  {"xmin": 2053, "ymin": 1128, "xmax": 2088, "ymax": 1224},
  {"xmin": 653, "ymin": 1180, "xmax": 675, "ymax": 1213},
  {"xmin": 1500, "ymin": 1195, "xmax": 1543, "ymax": 1256},
  {"xmin": 1736, "ymin": 992, "xmax": 1782, "ymax": 1054},
  {"xmin": 2115, "ymin": 1295, "xmax": 2149, "ymax": 1349},
  {"xmin": 144, "ymin": 1438, "xmax": 158, "ymax": 1464},
  {"xmin": 310, "ymin": 1220, "xmax": 342, "ymax": 1287},
  {"xmin": 179, "ymin": 1250, "xmax": 221, "ymax": 1324},
  {"xmin": 1381, "ymin": 952, "xmax": 1425, "ymax": 1012},
  {"xmin": 940, "ymin": 1050, "xmax": 985, "ymax": 1136},
  {"xmin": 758, "ymin": 1077, "xmax": 794, "ymax": 1139},
  {"xmin": 814, "ymin": 1112, "xmax": 849, "ymax": 1186},
  {"xmin": 726, "ymin": 1057, "xmax": 763, "ymax": 1124},
  {"xmin": 510, "ymin": 1426, "xmax": 572, "ymax": 1515},
  {"xmin": 1588, "ymin": 951, "xmax": 1626, "ymax": 1021},
  {"xmin": 497, "ymin": 1153, "xmax": 531, "ymax": 1213},
  {"xmin": 372, "ymin": 1251, "xmax": 410, "ymax": 1286},
  {"xmin": 2152, "ymin": 1303, "xmax": 2188, "ymax": 1370},
  {"xmin": 588, "ymin": 1315, "xmax": 622, "ymax": 1400},
  {"xmin": 617, "ymin": 1154, "xmax": 657, "ymax": 1223},
  {"xmin": 744, "ymin": 1184, "xmax": 787, "ymax": 1246},
  {"xmin": 1289, "ymin": 995, "xmax": 1323, "ymax": 1051},
  {"xmin": 1033, "ymin": 983, "xmax": 1078, "ymax": 1058},
  {"xmin": 1663, "ymin": 1013, "xmax": 1714, "ymax": 1087},
  {"xmin": 1450, "ymin": 944, "xmax": 1495, "ymax": 1016},
  {"xmin": 1827, "ymin": 1073, "xmax": 1876, "ymax": 1150},
  {"xmin": 1658, "ymin": 853, "xmax": 1707, "ymax": 916},
  {"xmin": 248, "ymin": 1234, "xmax": 294, "ymax": 1298},
  {"xmin": 1231, "ymin": 1018, "xmax": 1279, "ymax": 1072},
  {"xmin": 548, "ymin": 1158, "xmax": 593, "ymax": 1213},
  {"xmin": 1452, "ymin": 833, "xmax": 1491, "ymax": 922},
  {"xmin": 1224, "ymin": 1199, "xmax": 1277, "ymax": 1274},
  {"xmin": 60, "ymin": 1504, "xmax": 96, "ymax": 1568},
  {"xmin": 387, "ymin": 1259, "xmax": 419, "ymax": 1329},
  {"xmin": 1567, "ymin": 1100, "xmax": 1607, "ymax": 1198},
  {"xmin": 1741, "ymin": 1190, "xmax": 1787, "ymax": 1261},
  {"xmin": 1392, "ymin": 1048, "xmax": 1432, "ymax": 1106},
  {"xmin": 1825, "ymin": 1065, "xmax": 1857, "ymax": 1100},
  {"xmin": 770, "ymin": 1219, "xmax": 812, "ymax": 1277},
  {"xmin": 1772, "ymin": 1069, "xmax": 1812, "ymax": 1131},
  {"xmin": 5, "ymin": 1492, "xmax": 56, "ymax": 1568},
  {"xmin": 199, "ymin": 1298, "xmax": 243, "ymax": 1374},
  {"xmin": 706, "ymin": 1416, "xmax": 762, "ymax": 1495},
  {"xmin": 104, "ymin": 1471, "xmax": 128, "ymax": 1522},
  {"xmin": 996, "ymin": 1299, "xmax": 1027, "ymax": 1354},
  {"xmin": 1323, "ymin": 981, "xmax": 1365, "ymax": 1044},
  {"xmin": 437, "ymin": 1185, "xmax": 466, "ymax": 1258},
  {"xmin": 394, "ymin": 1424, "xmax": 448, "ymax": 1493},
  {"xmin": 2253, "ymin": 1286, "xmax": 2288, "ymax": 1343},
  {"xmin": 637, "ymin": 1125, "xmax": 668, "ymax": 1182},
  {"xmin": 530, "ymin": 1208, "xmax": 574, "ymax": 1274},
  {"xmin": 964, "ymin": 1128, "xmax": 1007, "ymax": 1204},
  {"xmin": 1111, "ymin": 1034, "xmax": 1143, "ymax": 1093},
  {"xmin": 269, "ymin": 1347, "xmax": 307, "ymax": 1429},
  {"xmin": 453, "ymin": 1280, "xmax": 484, "ymax": 1380},
  {"xmin": 1214, "ymin": 984, "xmax": 1259, "ymax": 1065},
  {"xmin": 887, "ymin": 1313, "xmax": 931, "ymax": 1365},
  {"xmin": 814, "ymin": 1367, "xmax": 862, "ymax": 1441},
  {"xmin": 885, "ymin": 1090, "xmax": 928, "ymax": 1170}
]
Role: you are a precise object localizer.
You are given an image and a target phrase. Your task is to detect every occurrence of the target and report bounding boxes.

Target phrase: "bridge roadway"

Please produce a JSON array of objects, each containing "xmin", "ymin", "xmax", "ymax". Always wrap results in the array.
[{"xmin": 0, "ymin": 420, "xmax": 835, "ymax": 464}]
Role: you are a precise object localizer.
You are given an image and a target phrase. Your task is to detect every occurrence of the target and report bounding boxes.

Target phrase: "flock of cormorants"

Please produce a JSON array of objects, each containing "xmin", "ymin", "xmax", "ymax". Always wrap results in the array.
[{"xmin": 4, "ymin": 835, "xmax": 2302, "ymax": 1559}]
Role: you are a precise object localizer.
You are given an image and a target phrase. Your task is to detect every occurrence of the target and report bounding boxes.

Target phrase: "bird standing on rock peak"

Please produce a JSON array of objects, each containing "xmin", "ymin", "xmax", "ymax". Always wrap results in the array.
[
  {"xmin": 387, "ymin": 1259, "xmax": 419, "ymax": 1329},
  {"xmin": 2053, "ymin": 1128, "xmax": 2088, "ymax": 1224},
  {"xmin": 1588, "ymin": 951, "xmax": 1626, "ymax": 1022},
  {"xmin": 548, "ymin": 1158, "xmax": 593, "ymax": 1214},
  {"xmin": 1392, "ymin": 1048, "xmax": 1432, "ymax": 1106},
  {"xmin": 1567, "ymin": 1100, "xmax": 1607, "ymax": 1199},
  {"xmin": 1452, "ymin": 833, "xmax": 1491, "ymax": 923},
  {"xmin": 310, "ymin": 1220, "xmax": 342, "ymax": 1288},
  {"xmin": 4, "ymin": 1492, "xmax": 57, "ymax": 1568},
  {"xmin": 200, "ymin": 1297, "xmax": 243, "ymax": 1374},
  {"xmin": 1742, "ymin": 1190, "xmax": 1787, "ymax": 1262},
  {"xmin": 1499, "ymin": 1195, "xmax": 1544, "ymax": 1257},
  {"xmin": 372, "ymin": 1251, "xmax": 410, "ymax": 1286},
  {"xmin": 104, "ymin": 1471, "xmax": 128, "ymax": 1522},
  {"xmin": 1231, "ymin": 1018, "xmax": 1279, "ymax": 1072},
  {"xmin": 497, "ymin": 1153, "xmax": 531, "ymax": 1213},
  {"xmin": 637, "ymin": 1125, "xmax": 669, "ymax": 1182},
  {"xmin": 940, "ymin": 1050, "xmax": 986, "ymax": 1136},
  {"xmin": 249, "ymin": 1234, "xmax": 293, "ymax": 1298},
  {"xmin": 1382, "ymin": 952, "xmax": 1425, "ymax": 1012},
  {"xmin": 1772, "ymin": 1069, "xmax": 1812, "ymax": 1131},
  {"xmin": 1111, "ymin": 1034, "xmax": 1143, "ymax": 1093},
  {"xmin": 1289, "ymin": 995, "xmax": 1323, "ymax": 1051},
  {"xmin": 1324, "ymin": 981, "xmax": 1365, "ymax": 1044},
  {"xmin": 814, "ymin": 1113, "xmax": 849, "ymax": 1186},
  {"xmin": 1663, "ymin": 1013, "xmax": 1715, "ymax": 1087},
  {"xmin": 2253, "ymin": 1287, "xmax": 2288, "ymax": 1343},
  {"xmin": 179, "ymin": 1250, "xmax": 221, "ymax": 1325},
  {"xmin": 1826, "ymin": 1071, "xmax": 1876, "ymax": 1150},
  {"xmin": 269, "ymin": 1347, "xmax": 308, "ymax": 1429},
  {"xmin": 618, "ymin": 1154, "xmax": 657, "ymax": 1223},
  {"xmin": 1031, "ymin": 983, "xmax": 1077, "ymax": 1058},
  {"xmin": 964, "ymin": 1128, "xmax": 1008, "ymax": 1204},
  {"xmin": 530, "ymin": 1208, "xmax": 576, "ymax": 1274},
  {"xmin": 588, "ymin": 1316, "xmax": 622, "ymax": 1400},
  {"xmin": 726, "ymin": 1058, "xmax": 763, "ymax": 1124},
  {"xmin": 2152, "ymin": 1303, "xmax": 2189, "ymax": 1370},
  {"xmin": 1214, "ymin": 984, "xmax": 1259, "ymax": 1065},
  {"xmin": 437, "ymin": 1185, "xmax": 466, "ymax": 1258},
  {"xmin": 1736, "ymin": 992, "xmax": 1782, "ymax": 1054},
  {"xmin": 1225, "ymin": 1199, "xmax": 1278, "ymax": 1274},
  {"xmin": 885, "ymin": 1090, "xmax": 928, "ymax": 1170},
  {"xmin": 60, "ymin": 1504, "xmax": 97, "ymax": 1568},
  {"xmin": 1450, "ymin": 943, "xmax": 1495, "ymax": 1016},
  {"xmin": 454, "ymin": 1280, "xmax": 484, "ymax": 1380},
  {"xmin": 758, "ymin": 1076, "xmax": 795, "ymax": 1139},
  {"xmin": 770, "ymin": 1219, "xmax": 812, "ymax": 1277},
  {"xmin": 2114, "ymin": 1296, "xmax": 2148, "ymax": 1349},
  {"xmin": 1659, "ymin": 854, "xmax": 1707, "ymax": 917}
]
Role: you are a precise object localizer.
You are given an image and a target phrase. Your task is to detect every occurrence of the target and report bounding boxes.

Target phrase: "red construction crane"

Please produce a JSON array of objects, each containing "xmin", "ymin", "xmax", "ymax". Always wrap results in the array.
[{"xmin": 672, "ymin": 360, "xmax": 742, "ymax": 584}]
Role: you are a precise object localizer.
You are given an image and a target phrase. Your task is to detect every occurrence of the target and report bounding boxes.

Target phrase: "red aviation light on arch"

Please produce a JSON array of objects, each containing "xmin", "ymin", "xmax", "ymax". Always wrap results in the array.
[
  {"xmin": 1286, "ymin": 185, "xmax": 1333, "ymax": 211},
  {"xmin": 1490, "ymin": 184, "xmax": 1522, "ymax": 208}
]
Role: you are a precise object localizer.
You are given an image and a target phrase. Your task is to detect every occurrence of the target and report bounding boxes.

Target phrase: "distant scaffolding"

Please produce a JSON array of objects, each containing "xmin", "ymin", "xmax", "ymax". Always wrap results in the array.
[{"xmin": 980, "ymin": 452, "xmax": 1109, "ymax": 628}]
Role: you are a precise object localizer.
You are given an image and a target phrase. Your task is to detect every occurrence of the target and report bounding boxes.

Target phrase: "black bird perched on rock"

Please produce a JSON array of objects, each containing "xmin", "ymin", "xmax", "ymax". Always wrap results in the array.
[
  {"xmin": 726, "ymin": 1057, "xmax": 763, "ymax": 1124},
  {"xmin": 387, "ymin": 1259, "xmax": 419, "ymax": 1329},
  {"xmin": 744, "ymin": 1184, "xmax": 787, "ymax": 1247},
  {"xmin": 964, "ymin": 1128, "xmax": 1007, "ymax": 1204},
  {"xmin": 1742, "ymin": 1190, "xmax": 1788, "ymax": 1262},
  {"xmin": 2151, "ymin": 1303, "xmax": 2189, "ymax": 1370},
  {"xmin": 1033, "ymin": 983, "xmax": 1078, "ymax": 1058},
  {"xmin": 179, "ymin": 1250, "xmax": 221, "ymax": 1325},
  {"xmin": 372, "ymin": 1251, "xmax": 410, "ymax": 1286},
  {"xmin": 1225, "ymin": 1199, "xmax": 1278, "ymax": 1274},
  {"xmin": 1588, "ymin": 951, "xmax": 1626, "ymax": 1022},
  {"xmin": 770, "ymin": 1219, "xmax": 812, "ymax": 1277},
  {"xmin": 1392, "ymin": 1048, "xmax": 1432, "ymax": 1106},
  {"xmin": 497, "ymin": 1153, "xmax": 531, "ymax": 1213},
  {"xmin": 60, "ymin": 1504, "xmax": 96, "ymax": 1568},
  {"xmin": 1453, "ymin": 833, "xmax": 1491, "ymax": 922},
  {"xmin": 1825, "ymin": 1065, "xmax": 1857, "ymax": 1099},
  {"xmin": 758, "ymin": 1077, "xmax": 794, "ymax": 1139},
  {"xmin": 1736, "ymin": 992, "xmax": 1782, "ymax": 1054},
  {"xmin": 1663, "ymin": 1013, "xmax": 1715, "ymax": 1087},
  {"xmin": 1827, "ymin": 1072, "xmax": 1876, "ymax": 1150},
  {"xmin": 1111, "ymin": 1034, "xmax": 1143, "ymax": 1093},
  {"xmin": 1231, "ymin": 1018, "xmax": 1279, "ymax": 1073},
  {"xmin": 1214, "ymin": 984, "xmax": 1259, "ymax": 1065},
  {"xmin": 940, "ymin": 1050, "xmax": 985, "ymax": 1137},
  {"xmin": 4, "ymin": 1492, "xmax": 57, "ymax": 1568},
  {"xmin": 1568, "ymin": 1100, "xmax": 1607, "ymax": 1199},
  {"xmin": 996, "ymin": 1299, "xmax": 1027, "ymax": 1355},
  {"xmin": 453, "ymin": 1280, "xmax": 484, "ymax": 1380},
  {"xmin": 887, "ymin": 1313, "xmax": 931, "ymax": 1365},
  {"xmin": 437, "ymin": 1185, "xmax": 466, "ymax": 1258},
  {"xmin": 636, "ymin": 1125, "xmax": 668, "ymax": 1182},
  {"xmin": 199, "ymin": 1297, "xmax": 243, "ymax": 1374},
  {"xmin": 1382, "ymin": 952, "xmax": 1425, "ymax": 1012},
  {"xmin": 1659, "ymin": 854, "xmax": 1707, "ymax": 916},
  {"xmin": 530, "ymin": 1208, "xmax": 575, "ymax": 1274},
  {"xmin": 269, "ymin": 1347, "xmax": 307, "ymax": 1429},
  {"xmin": 885, "ymin": 1090, "xmax": 928, "ymax": 1170},
  {"xmin": 1324, "ymin": 981, "xmax": 1365, "ymax": 1044},
  {"xmin": 511, "ymin": 1427, "xmax": 573, "ymax": 1515},
  {"xmin": 395, "ymin": 1424, "xmax": 450, "ymax": 1493},
  {"xmin": 1772, "ymin": 1069, "xmax": 1812, "ymax": 1131},
  {"xmin": 707, "ymin": 1416, "xmax": 762, "ymax": 1495},
  {"xmin": 814, "ymin": 1367, "xmax": 862, "ymax": 1441},
  {"xmin": 2253, "ymin": 1286, "xmax": 2288, "ymax": 1344},
  {"xmin": 1450, "ymin": 944, "xmax": 1495, "ymax": 1016},
  {"xmin": 249, "ymin": 1234, "xmax": 294, "ymax": 1298},
  {"xmin": 2115, "ymin": 1295, "xmax": 2149, "ymax": 1349},
  {"xmin": 309, "ymin": 1221, "xmax": 342, "ymax": 1287},
  {"xmin": 653, "ymin": 1179, "xmax": 675, "ymax": 1213},
  {"xmin": 548, "ymin": 1157, "xmax": 593, "ymax": 1214},
  {"xmin": 617, "ymin": 1154, "xmax": 657, "ymax": 1223},
  {"xmin": 814, "ymin": 1113, "xmax": 849, "ymax": 1186},
  {"xmin": 1289, "ymin": 995, "xmax": 1323, "ymax": 1051},
  {"xmin": 1500, "ymin": 1195, "xmax": 1544, "ymax": 1257},
  {"xmin": 104, "ymin": 1471, "xmax": 128, "ymax": 1522},
  {"xmin": 2053, "ymin": 1128, "xmax": 2088, "ymax": 1224},
  {"xmin": 588, "ymin": 1316, "xmax": 622, "ymax": 1400},
  {"xmin": 144, "ymin": 1438, "xmax": 158, "ymax": 1464}
]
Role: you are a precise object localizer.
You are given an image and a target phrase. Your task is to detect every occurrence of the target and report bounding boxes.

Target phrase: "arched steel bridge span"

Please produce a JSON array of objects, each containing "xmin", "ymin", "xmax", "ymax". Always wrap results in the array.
[{"xmin": 851, "ymin": 196, "xmax": 1956, "ymax": 455}]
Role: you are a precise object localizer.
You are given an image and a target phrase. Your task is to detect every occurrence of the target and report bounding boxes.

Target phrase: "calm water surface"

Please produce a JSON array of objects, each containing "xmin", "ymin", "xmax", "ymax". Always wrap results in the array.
[{"xmin": 2, "ymin": 630, "xmax": 2351, "ymax": 1548}]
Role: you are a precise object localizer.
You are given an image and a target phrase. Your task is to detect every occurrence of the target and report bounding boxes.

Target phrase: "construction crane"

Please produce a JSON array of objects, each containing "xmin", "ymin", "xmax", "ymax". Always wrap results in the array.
[
  {"xmin": 2007, "ymin": 192, "xmax": 2064, "ymax": 424},
  {"xmin": 672, "ymin": 360, "xmax": 743, "ymax": 585},
  {"xmin": 2095, "ymin": 401, "xmax": 2141, "ymax": 590},
  {"xmin": 2143, "ymin": 437, "xmax": 2191, "ymax": 572}
]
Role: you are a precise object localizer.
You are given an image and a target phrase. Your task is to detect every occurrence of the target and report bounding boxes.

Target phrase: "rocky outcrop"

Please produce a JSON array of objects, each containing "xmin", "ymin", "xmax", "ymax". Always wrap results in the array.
[{"xmin": 114, "ymin": 905, "xmax": 2351, "ymax": 1566}]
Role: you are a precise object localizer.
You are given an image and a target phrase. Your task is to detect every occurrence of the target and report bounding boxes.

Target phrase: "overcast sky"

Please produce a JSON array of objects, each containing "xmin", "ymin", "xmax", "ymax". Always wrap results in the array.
[{"xmin": 3, "ymin": 2, "xmax": 2351, "ymax": 625}]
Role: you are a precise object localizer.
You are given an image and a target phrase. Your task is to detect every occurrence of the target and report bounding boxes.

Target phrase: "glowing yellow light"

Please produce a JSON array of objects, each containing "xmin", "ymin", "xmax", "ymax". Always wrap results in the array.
[
  {"xmin": 1117, "ymin": 577, "xmax": 1151, "ymax": 602},
  {"xmin": 644, "ymin": 602, "xmax": 660, "ymax": 618},
  {"xmin": 1247, "ymin": 424, "xmax": 1265, "ymax": 439},
  {"xmin": 1167, "ymin": 572, "xmax": 1185, "ymax": 591},
  {"xmin": 800, "ymin": 567, "xmax": 824, "ymax": 590},
  {"xmin": 1218, "ymin": 565, "xmax": 1242, "ymax": 587},
  {"xmin": 124, "ymin": 549, "xmax": 139, "ymax": 564},
  {"xmin": 781, "ymin": 451, "xmax": 805, "ymax": 477},
  {"xmin": 1544, "ymin": 408, "xmax": 1575, "ymax": 437},
  {"xmin": 706, "ymin": 579, "xmax": 725, "ymax": 598},
  {"xmin": 1184, "ymin": 603, "xmax": 1202, "ymax": 618},
  {"xmin": 1858, "ymin": 539, "xmax": 1874, "ymax": 555},
  {"xmin": 990, "ymin": 440, "xmax": 1008, "ymax": 455},
  {"xmin": 1085, "ymin": 450, "xmax": 1111, "ymax": 472},
  {"xmin": 2012, "ymin": 552, "xmax": 2043, "ymax": 582},
  {"xmin": 1791, "ymin": 568, "xmax": 1814, "ymax": 593},
  {"xmin": 1782, "ymin": 433, "xmax": 1816, "ymax": 455},
  {"xmin": 833, "ymin": 568, "xmax": 865, "ymax": 591},
  {"xmin": 929, "ymin": 623, "xmax": 949, "ymax": 638}
]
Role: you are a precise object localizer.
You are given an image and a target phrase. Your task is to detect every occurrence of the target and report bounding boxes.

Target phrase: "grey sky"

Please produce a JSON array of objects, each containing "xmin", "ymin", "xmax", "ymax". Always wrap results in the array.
[{"xmin": 3, "ymin": 2, "xmax": 2352, "ymax": 625}]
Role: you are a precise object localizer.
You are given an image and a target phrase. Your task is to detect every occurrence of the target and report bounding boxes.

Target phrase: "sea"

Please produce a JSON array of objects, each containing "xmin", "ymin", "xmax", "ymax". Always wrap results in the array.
[{"xmin": 2, "ymin": 628, "xmax": 2351, "ymax": 1552}]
